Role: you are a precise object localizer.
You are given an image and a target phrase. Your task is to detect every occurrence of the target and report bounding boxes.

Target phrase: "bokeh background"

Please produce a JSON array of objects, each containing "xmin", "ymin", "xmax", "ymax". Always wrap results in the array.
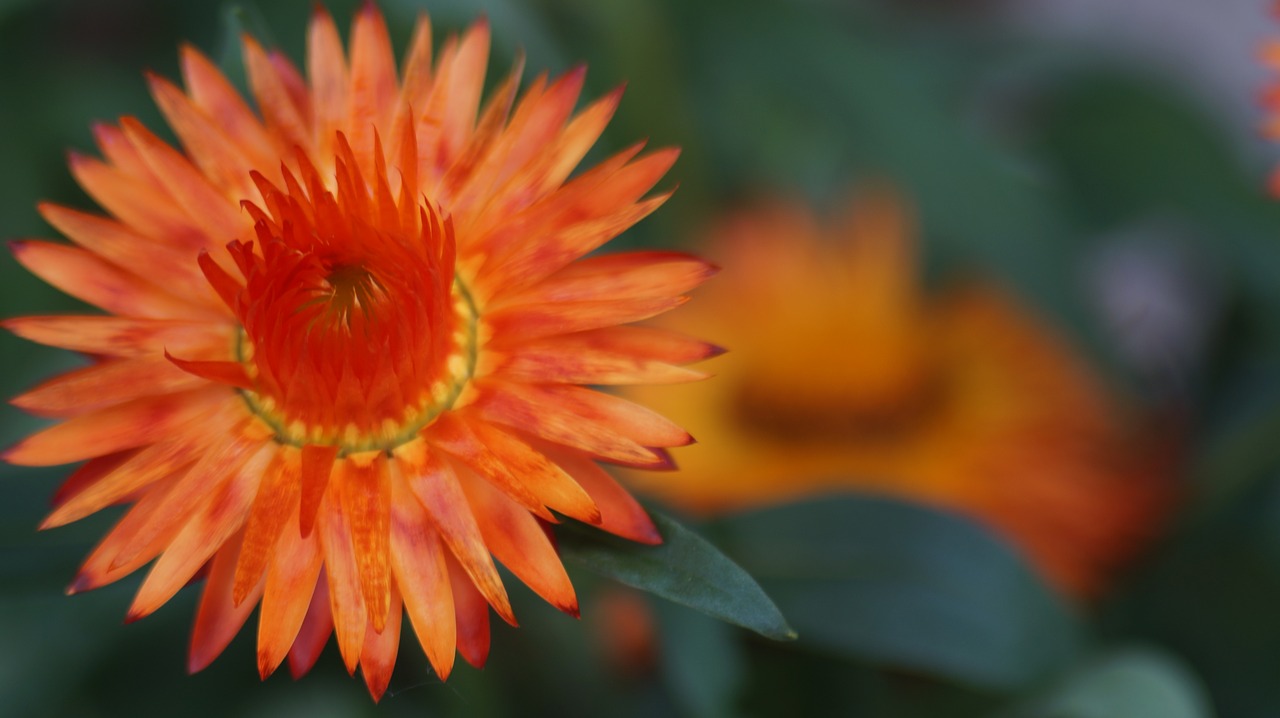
[{"xmin": 2, "ymin": 0, "xmax": 1279, "ymax": 716}]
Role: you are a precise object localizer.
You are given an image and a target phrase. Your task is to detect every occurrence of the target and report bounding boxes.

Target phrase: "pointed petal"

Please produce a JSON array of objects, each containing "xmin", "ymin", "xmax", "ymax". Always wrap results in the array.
[
  {"xmin": 234, "ymin": 447, "xmax": 301, "ymax": 606},
  {"xmin": 348, "ymin": 1, "xmax": 398, "ymax": 164},
  {"xmin": 360, "ymin": 588, "xmax": 403, "ymax": 702},
  {"xmin": 180, "ymin": 43, "xmax": 277, "ymax": 171},
  {"xmin": 50, "ymin": 450, "xmax": 137, "ymax": 511},
  {"xmin": 41, "ymin": 437, "xmax": 205, "ymax": 529},
  {"xmin": 484, "ymin": 294, "xmax": 688, "ymax": 343},
  {"xmin": 424, "ymin": 413, "xmax": 551, "ymax": 521},
  {"xmin": 539, "ymin": 443, "xmax": 661, "ymax": 545},
  {"xmin": 11, "ymin": 240, "xmax": 208, "ymax": 321},
  {"xmin": 127, "ymin": 443, "xmax": 271, "ymax": 622},
  {"xmin": 448, "ymin": 552, "xmax": 491, "ymax": 669},
  {"xmin": 165, "ymin": 352, "xmax": 253, "ymax": 391},
  {"xmin": 119, "ymin": 117, "xmax": 243, "ymax": 245},
  {"xmin": 459, "ymin": 469, "xmax": 578, "ymax": 616},
  {"xmin": 37, "ymin": 203, "xmax": 213, "ymax": 293},
  {"xmin": 66, "ymin": 151, "xmax": 202, "ymax": 246},
  {"xmin": 473, "ymin": 382, "xmax": 676, "ymax": 467},
  {"xmin": 3, "ymin": 315, "xmax": 229, "ymax": 358},
  {"xmin": 318, "ymin": 486, "xmax": 367, "ymax": 674},
  {"xmin": 243, "ymin": 36, "xmax": 310, "ymax": 151},
  {"xmin": 495, "ymin": 328, "xmax": 712, "ymax": 385},
  {"xmin": 287, "ymin": 575, "xmax": 335, "ymax": 679},
  {"xmin": 14, "ymin": 354, "xmax": 207, "ymax": 418},
  {"xmin": 147, "ymin": 71, "xmax": 258, "ymax": 199},
  {"xmin": 4, "ymin": 387, "xmax": 232, "ymax": 466},
  {"xmin": 428, "ymin": 20, "xmax": 490, "ymax": 168},
  {"xmin": 259, "ymin": 509, "xmax": 324, "ymax": 679},
  {"xmin": 505, "ymin": 251, "xmax": 716, "ymax": 306},
  {"xmin": 393, "ymin": 438, "xmax": 515, "ymax": 625},
  {"xmin": 430, "ymin": 414, "xmax": 600, "ymax": 525},
  {"xmin": 308, "ymin": 5, "xmax": 349, "ymax": 163},
  {"xmin": 189, "ymin": 531, "xmax": 263, "ymax": 674},
  {"xmin": 336, "ymin": 452, "xmax": 392, "ymax": 634},
  {"xmin": 389, "ymin": 467, "xmax": 456, "ymax": 681}
]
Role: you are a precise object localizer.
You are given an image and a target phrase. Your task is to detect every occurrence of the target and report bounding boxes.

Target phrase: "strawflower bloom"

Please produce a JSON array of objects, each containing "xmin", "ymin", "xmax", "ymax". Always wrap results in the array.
[
  {"xmin": 3, "ymin": 4, "xmax": 715, "ymax": 698},
  {"xmin": 621, "ymin": 191, "xmax": 1172, "ymax": 598}
]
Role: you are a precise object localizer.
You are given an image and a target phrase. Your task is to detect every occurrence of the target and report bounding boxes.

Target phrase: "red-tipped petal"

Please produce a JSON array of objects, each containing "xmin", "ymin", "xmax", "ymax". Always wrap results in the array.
[
  {"xmin": 287, "ymin": 576, "xmax": 335, "ymax": 679},
  {"xmin": 189, "ymin": 532, "xmax": 263, "ymax": 674},
  {"xmin": 447, "ymin": 552, "xmax": 491, "ymax": 669},
  {"xmin": 389, "ymin": 469, "xmax": 456, "ymax": 681}
]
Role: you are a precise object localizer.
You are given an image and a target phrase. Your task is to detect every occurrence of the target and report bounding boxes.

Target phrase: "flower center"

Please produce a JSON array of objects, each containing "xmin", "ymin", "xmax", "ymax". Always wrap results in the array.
[{"xmin": 220, "ymin": 138, "xmax": 474, "ymax": 455}]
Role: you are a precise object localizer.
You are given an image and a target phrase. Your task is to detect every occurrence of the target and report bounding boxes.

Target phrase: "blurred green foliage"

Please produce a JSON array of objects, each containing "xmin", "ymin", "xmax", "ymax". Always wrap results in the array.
[{"xmin": 2, "ymin": 0, "xmax": 1280, "ymax": 716}]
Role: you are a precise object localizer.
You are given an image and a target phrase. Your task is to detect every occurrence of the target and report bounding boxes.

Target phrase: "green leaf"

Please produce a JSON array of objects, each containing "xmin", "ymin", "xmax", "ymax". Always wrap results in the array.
[
  {"xmin": 715, "ymin": 496, "xmax": 1084, "ymax": 690},
  {"xmin": 1006, "ymin": 647, "xmax": 1214, "ymax": 718},
  {"xmin": 556, "ymin": 512, "xmax": 796, "ymax": 641},
  {"xmin": 654, "ymin": 598, "xmax": 745, "ymax": 718}
]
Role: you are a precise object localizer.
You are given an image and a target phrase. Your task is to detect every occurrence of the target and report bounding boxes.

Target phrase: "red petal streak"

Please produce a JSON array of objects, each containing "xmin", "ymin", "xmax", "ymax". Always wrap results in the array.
[
  {"xmin": 50, "ymin": 451, "xmax": 137, "ymax": 511},
  {"xmin": 288, "ymin": 575, "xmax": 335, "ymax": 679},
  {"xmin": 394, "ymin": 438, "xmax": 515, "ymax": 625},
  {"xmin": 234, "ymin": 448, "xmax": 302, "ymax": 606},
  {"xmin": 388, "ymin": 469, "xmax": 456, "ymax": 681},
  {"xmin": 243, "ymin": 37, "xmax": 310, "ymax": 152},
  {"xmin": 425, "ymin": 414, "xmax": 553, "ymax": 522},
  {"xmin": 127, "ymin": 443, "xmax": 271, "ymax": 622},
  {"xmin": 3, "ymin": 316, "xmax": 230, "ymax": 358},
  {"xmin": 348, "ymin": 1, "xmax": 398, "ymax": 168},
  {"xmin": 496, "ymin": 326, "xmax": 717, "ymax": 385},
  {"xmin": 179, "ymin": 44, "xmax": 277, "ymax": 174},
  {"xmin": 68, "ymin": 482, "xmax": 186, "ymax": 594},
  {"xmin": 66, "ymin": 152, "xmax": 203, "ymax": 247},
  {"xmin": 147, "ymin": 71, "xmax": 258, "ymax": 200},
  {"xmin": 12, "ymin": 240, "xmax": 208, "ymax": 321},
  {"xmin": 459, "ymin": 469, "xmax": 578, "ymax": 616},
  {"xmin": 37, "ymin": 203, "xmax": 213, "ymax": 295},
  {"xmin": 337, "ymin": 453, "xmax": 392, "ymax": 634},
  {"xmin": 318, "ymin": 487, "xmax": 367, "ymax": 674},
  {"xmin": 258, "ymin": 507, "xmax": 324, "ymax": 679},
  {"xmin": 448, "ymin": 552, "xmax": 491, "ymax": 669},
  {"xmin": 434, "ymin": 415, "xmax": 601, "ymax": 525},
  {"xmin": 360, "ymin": 588, "xmax": 403, "ymax": 702},
  {"xmin": 13, "ymin": 354, "xmax": 207, "ymax": 418},
  {"xmin": 485, "ymin": 293, "xmax": 688, "ymax": 344},
  {"xmin": 119, "ymin": 117, "xmax": 243, "ymax": 245},
  {"xmin": 473, "ymin": 382, "xmax": 677, "ymax": 467},
  {"xmin": 504, "ymin": 250, "xmax": 716, "ymax": 307},
  {"xmin": 189, "ymin": 532, "xmax": 263, "ymax": 674},
  {"xmin": 41, "ymin": 438, "xmax": 205, "ymax": 529},
  {"xmin": 308, "ymin": 5, "xmax": 350, "ymax": 165},
  {"xmin": 4, "ymin": 386, "xmax": 231, "ymax": 466},
  {"xmin": 539, "ymin": 443, "xmax": 661, "ymax": 545}
]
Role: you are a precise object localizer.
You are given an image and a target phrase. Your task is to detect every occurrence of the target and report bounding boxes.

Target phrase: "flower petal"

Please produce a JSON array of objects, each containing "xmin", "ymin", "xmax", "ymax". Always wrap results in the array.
[
  {"xmin": 4, "ymin": 387, "xmax": 232, "ymax": 467},
  {"xmin": 3, "ymin": 315, "xmax": 230, "ymax": 358},
  {"xmin": 318, "ymin": 487, "xmax": 367, "ymax": 674},
  {"xmin": 473, "ymin": 381, "xmax": 680, "ymax": 467},
  {"xmin": 359, "ymin": 588, "xmax": 403, "ymax": 702},
  {"xmin": 431, "ymin": 414, "xmax": 601, "ymax": 525},
  {"xmin": 459, "ymin": 468, "xmax": 578, "ymax": 616},
  {"xmin": 539, "ymin": 443, "xmax": 661, "ymax": 545},
  {"xmin": 389, "ymin": 468, "xmax": 456, "ymax": 681},
  {"xmin": 287, "ymin": 574, "xmax": 335, "ymax": 679},
  {"xmin": 258, "ymin": 506, "xmax": 324, "ymax": 679},
  {"xmin": 393, "ymin": 437, "xmax": 515, "ymax": 625},
  {"xmin": 189, "ymin": 531, "xmax": 263, "ymax": 674},
  {"xmin": 13, "ymin": 354, "xmax": 207, "ymax": 418},
  {"xmin": 127, "ymin": 442, "xmax": 271, "ymax": 622},
  {"xmin": 234, "ymin": 447, "xmax": 302, "ymax": 606},
  {"xmin": 495, "ymin": 326, "xmax": 719, "ymax": 385},
  {"xmin": 447, "ymin": 552, "xmax": 490, "ymax": 669},
  {"xmin": 336, "ymin": 452, "xmax": 392, "ymax": 634},
  {"xmin": 41, "ymin": 437, "xmax": 204, "ymax": 529}
]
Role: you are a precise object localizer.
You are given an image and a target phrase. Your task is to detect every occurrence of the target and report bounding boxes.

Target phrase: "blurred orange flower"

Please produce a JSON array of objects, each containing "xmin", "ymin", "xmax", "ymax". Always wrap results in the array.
[
  {"xmin": 2, "ymin": 4, "xmax": 713, "ymax": 699},
  {"xmin": 622, "ymin": 190, "xmax": 1172, "ymax": 598}
]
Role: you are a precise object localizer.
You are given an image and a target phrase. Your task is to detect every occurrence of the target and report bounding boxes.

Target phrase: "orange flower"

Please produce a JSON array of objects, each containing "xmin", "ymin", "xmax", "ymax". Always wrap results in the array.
[
  {"xmin": 621, "ymin": 191, "xmax": 1171, "ymax": 599},
  {"xmin": 2, "ymin": 4, "xmax": 714, "ymax": 699}
]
